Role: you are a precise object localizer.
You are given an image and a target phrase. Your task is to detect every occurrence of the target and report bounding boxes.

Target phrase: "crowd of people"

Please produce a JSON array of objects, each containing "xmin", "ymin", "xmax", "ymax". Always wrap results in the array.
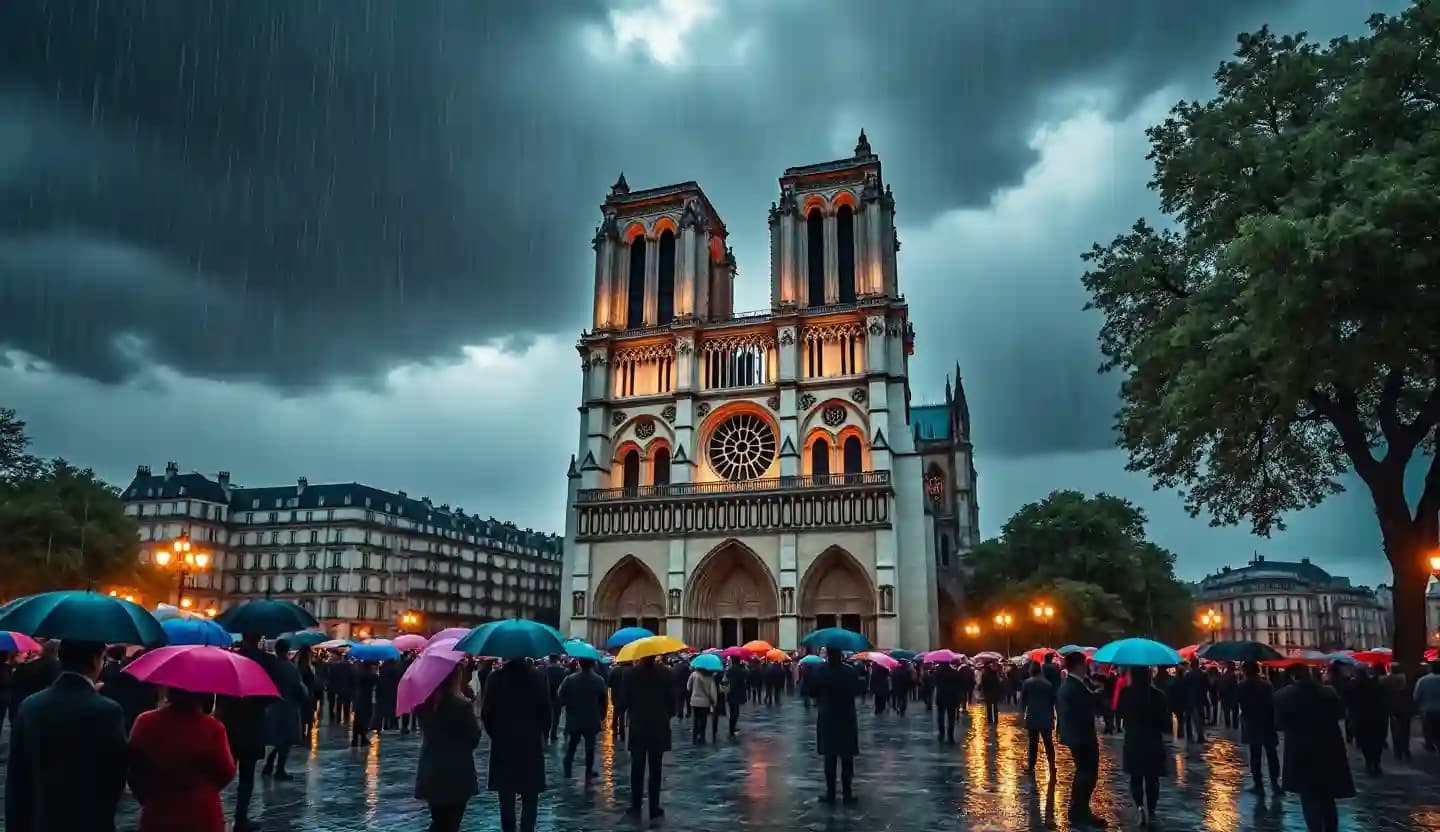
[{"xmin": 3, "ymin": 634, "xmax": 1440, "ymax": 832}]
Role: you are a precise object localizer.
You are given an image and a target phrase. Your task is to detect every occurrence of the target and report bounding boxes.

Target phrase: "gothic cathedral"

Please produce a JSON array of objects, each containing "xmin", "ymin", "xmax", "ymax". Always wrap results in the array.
[{"xmin": 562, "ymin": 134, "xmax": 978, "ymax": 651}]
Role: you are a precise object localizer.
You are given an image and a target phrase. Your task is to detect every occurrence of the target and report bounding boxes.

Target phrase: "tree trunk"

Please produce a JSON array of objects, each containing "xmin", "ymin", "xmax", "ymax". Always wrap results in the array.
[{"xmin": 1388, "ymin": 536, "xmax": 1432, "ymax": 680}]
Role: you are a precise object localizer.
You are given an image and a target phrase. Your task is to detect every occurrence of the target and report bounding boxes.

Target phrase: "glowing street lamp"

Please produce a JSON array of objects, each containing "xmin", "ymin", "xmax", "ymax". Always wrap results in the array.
[
  {"xmin": 963, "ymin": 621, "xmax": 981, "ymax": 639},
  {"xmin": 153, "ymin": 532, "xmax": 211, "ymax": 610},
  {"xmin": 1200, "ymin": 608, "xmax": 1223, "ymax": 643},
  {"xmin": 398, "ymin": 610, "xmax": 421, "ymax": 632},
  {"xmin": 993, "ymin": 611, "xmax": 1014, "ymax": 658},
  {"xmin": 204, "ymin": 605, "xmax": 219, "ymax": 618},
  {"xmin": 1032, "ymin": 601, "xmax": 1056, "ymax": 644}
]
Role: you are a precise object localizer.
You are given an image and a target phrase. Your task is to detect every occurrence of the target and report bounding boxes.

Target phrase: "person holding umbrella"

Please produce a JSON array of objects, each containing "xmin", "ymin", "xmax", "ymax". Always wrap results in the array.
[
  {"xmin": 217, "ymin": 633, "xmax": 279, "ymax": 830},
  {"xmin": 1275, "ymin": 663, "xmax": 1353, "ymax": 832},
  {"xmin": 1020, "ymin": 662, "xmax": 1058, "ymax": 776},
  {"xmin": 934, "ymin": 659, "xmax": 963, "ymax": 742},
  {"xmin": 724, "ymin": 655, "xmax": 749, "ymax": 737},
  {"xmin": 1237, "ymin": 660, "xmax": 1281, "ymax": 795},
  {"xmin": 1117, "ymin": 666, "xmax": 1169, "ymax": 826},
  {"xmin": 686, "ymin": 659, "xmax": 720, "ymax": 745},
  {"xmin": 619, "ymin": 638, "xmax": 679, "ymax": 822},
  {"xmin": 261, "ymin": 638, "xmax": 309, "ymax": 780},
  {"xmin": 127, "ymin": 686, "xmax": 237, "ymax": 832},
  {"xmin": 415, "ymin": 663, "xmax": 482, "ymax": 832},
  {"xmin": 481, "ymin": 658, "xmax": 550, "ymax": 832},
  {"xmin": 1056, "ymin": 650, "xmax": 1105, "ymax": 829},
  {"xmin": 557, "ymin": 657, "xmax": 608, "ymax": 779},
  {"xmin": 804, "ymin": 645, "xmax": 863, "ymax": 805}
]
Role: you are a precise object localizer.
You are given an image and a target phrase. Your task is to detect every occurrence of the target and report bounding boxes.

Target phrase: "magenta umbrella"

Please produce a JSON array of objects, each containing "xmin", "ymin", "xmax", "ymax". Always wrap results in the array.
[
  {"xmin": 398, "ymin": 637, "xmax": 466, "ymax": 715},
  {"xmin": 428, "ymin": 627, "xmax": 471, "ymax": 645},
  {"xmin": 923, "ymin": 649, "xmax": 961, "ymax": 664},
  {"xmin": 122, "ymin": 645, "xmax": 279, "ymax": 697},
  {"xmin": 393, "ymin": 634, "xmax": 428, "ymax": 652},
  {"xmin": 720, "ymin": 646, "xmax": 750, "ymax": 660}
]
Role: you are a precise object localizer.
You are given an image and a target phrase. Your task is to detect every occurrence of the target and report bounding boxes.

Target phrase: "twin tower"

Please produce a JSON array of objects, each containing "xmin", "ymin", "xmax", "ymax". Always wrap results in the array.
[{"xmin": 562, "ymin": 132, "xmax": 978, "ymax": 652}]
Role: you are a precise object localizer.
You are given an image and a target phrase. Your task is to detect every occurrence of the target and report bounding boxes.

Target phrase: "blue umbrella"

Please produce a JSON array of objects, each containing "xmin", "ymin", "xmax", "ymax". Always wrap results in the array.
[
  {"xmin": 281, "ymin": 630, "xmax": 330, "ymax": 649},
  {"xmin": 691, "ymin": 653, "xmax": 724, "ymax": 672},
  {"xmin": 564, "ymin": 639, "xmax": 604, "ymax": 661},
  {"xmin": 1324, "ymin": 652, "xmax": 1360, "ymax": 666},
  {"xmin": 605, "ymin": 626, "xmax": 654, "ymax": 651},
  {"xmin": 215, "ymin": 599, "xmax": 318, "ymax": 638},
  {"xmin": 161, "ymin": 617, "xmax": 232, "ymax": 647},
  {"xmin": 799, "ymin": 627, "xmax": 870, "ymax": 653},
  {"xmin": 1092, "ymin": 638, "xmax": 1183, "ymax": 667},
  {"xmin": 348, "ymin": 642, "xmax": 401, "ymax": 661},
  {"xmin": 799, "ymin": 654, "xmax": 825, "ymax": 665},
  {"xmin": 1057, "ymin": 644, "xmax": 1085, "ymax": 655},
  {"xmin": 457, "ymin": 619, "xmax": 566, "ymax": 659},
  {"xmin": 0, "ymin": 590, "xmax": 165, "ymax": 646}
]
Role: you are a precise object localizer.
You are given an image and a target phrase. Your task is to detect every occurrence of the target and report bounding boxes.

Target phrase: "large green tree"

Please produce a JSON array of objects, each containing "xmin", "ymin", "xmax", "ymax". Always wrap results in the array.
[
  {"xmin": 1081, "ymin": 2, "xmax": 1439, "ymax": 670},
  {"xmin": 964, "ymin": 491, "xmax": 1195, "ymax": 648},
  {"xmin": 0, "ymin": 409, "xmax": 165, "ymax": 601}
]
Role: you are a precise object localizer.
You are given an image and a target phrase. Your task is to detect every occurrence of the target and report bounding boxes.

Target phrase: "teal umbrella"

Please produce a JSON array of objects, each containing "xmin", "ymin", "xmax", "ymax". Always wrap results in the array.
[
  {"xmin": 1092, "ymin": 638, "xmax": 1183, "ymax": 667},
  {"xmin": 215, "ymin": 599, "xmax": 318, "ymax": 638},
  {"xmin": 889, "ymin": 649, "xmax": 919, "ymax": 661},
  {"xmin": 605, "ymin": 626, "xmax": 654, "ymax": 650},
  {"xmin": 1057, "ymin": 644, "xmax": 1085, "ymax": 655},
  {"xmin": 348, "ymin": 642, "xmax": 401, "ymax": 661},
  {"xmin": 161, "ymin": 617, "xmax": 232, "ymax": 647},
  {"xmin": 0, "ymin": 590, "xmax": 164, "ymax": 646},
  {"xmin": 799, "ymin": 654, "xmax": 825, "ymax": 665},
  {"xmin": 691, "ymin": 653, "xmax": 724, "ymax": 672},
  {"xmin": 281, "ymin": 630, "xmax": 330, "ymax": 649},
  {"xmin": 563, "ymin": 639, "xmax": 604, "ymax": 661},
  {"xmin": 799, "ymin": 627, "xmax": 870, "ymax": 652},
  {"xmin": 456, "ymin": 619, "xmax": 565, "ymax": 659}
]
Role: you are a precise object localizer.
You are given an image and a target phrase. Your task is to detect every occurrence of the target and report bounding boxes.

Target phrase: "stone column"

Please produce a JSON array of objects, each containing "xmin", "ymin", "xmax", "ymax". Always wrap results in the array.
[
  {"xmin": 693, "ymin": 231, "xmax": 710, "ymax": 320},
  {"xmin": 866, "ymin": 202, "xmax": 884, "ymax": 295},
  {"xmin": 592, "ymin": 236, "xmax": 612, "ymax": 329},
  {"xmin": 853, "ymin": 206, "xmax": 868, "ymax": 296},
  {"xmin": 678, "ymin": 226, "xmax": 697, "ymax": 319}
]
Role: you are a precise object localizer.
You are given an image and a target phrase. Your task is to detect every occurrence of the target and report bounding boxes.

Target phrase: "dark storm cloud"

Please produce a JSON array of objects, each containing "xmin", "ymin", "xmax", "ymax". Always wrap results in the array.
[{"xmin": 0, "ymin": 0, "xmax": 1303, "ymax": 391}]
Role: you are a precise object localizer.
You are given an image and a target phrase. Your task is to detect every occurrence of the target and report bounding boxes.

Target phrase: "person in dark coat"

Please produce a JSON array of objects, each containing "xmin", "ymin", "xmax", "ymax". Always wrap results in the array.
[
  {"xmin": 1347, "ymin": 664, "xmax": 1388, "ymax": 774},
  {"xmin": 724, "ymin": 658, "xmax": 749, "ymax": 737},
  {"xmin": 482, "ymin": 659, "xmax": 550, "ymax": 832},
  {"xmin": 1275, "ymin": 664, "xmax": 1354, "ymax": 832},
  {"xmin": 979, "ymin": 662, "xmax": 1002, "ymax": 725},
  {"xmin": 262, "ymin": 639, "xmax": 309, "ymax": 779},
  {"xmin": 1379, "ymin": 663, "xmax": 1412, "ymax": 761},
  {"xmin": 1117, "ymin": 666, "xmax": 1169, "ymax": 825},
  {"xmin": 1183, "ymin": 661, "xmax": 1208, "ymax": 742},
  {"xmin": 543, "ymin": 655, "xmax": 569, "ymax": 740},
  {"xmin": 670, "ymin": 657, "xmax": 691, "ymax": 719},
  {"xmin": 217, "ymin": 633, "xmax": 279, "ymax": 832},
  {"xmin": 1164, "ymin": 668, "xmax": 1187, "ymax": 739},
  {"xmin": 890, "ymin": 662, "xmax": 911, "ymax": 715},
  {"xmin": 351, "ymin": 662, "xmax": 379, "ymax": 746},
  {"xmin": 1041, "ymin": 654, "xmax": 1062, "ymax": 689},
  {"xmin": 326, "ymin": 653, "xmax": 352, "ymax": 723},
  {"xmin": 1237, "ymin": 660, "xmax": 1282, "ymax": 795},
  {"xmin": 958, "ymin": 662, "xmax": 976, "ymax": 709},
  {"xmin": 766, "ymin": 660, "xmax": 786, "ymax": 706},
  {"xmin": 376, "ymin": 658, "xmax": 401, "ymax": 731},
  {"xmin": 416, "ymin": 663, "xmax": 482, "ymax": 832},
  {"xmin": 624, "ymin": 656, "xmax": 674, "ymax": 821},
  {"xmin": 804, "ymin": 646, "xmax": 862, "ymax": 804},
  {"xmin": 1020, "ymin": 662, "xmax": 1057, "ymax": 775},
  {"xmin": 868, "ymin": 661, "xmax": 890, "ymax": 715},
  {"xmin": 0, "ymin": 652, "xmax": 12, "ymax": 737},
  {"xmin": 934, "ymin": 662, "xmax": 963, "ymax": 742},
  {"xmin": 5, "ymin": 640, "xmax": 126, "ymax": 832},
  {"xmin": 296, "ymin": 646, "xmax": 318, "ymax": 735},
  {"xmin": 557, "ymin": 658, "xmax": 608, "ymax": 778},
  {"xmin": 99, "ymin": 646, "xmax": 158, "ymax": 735},
  {"xmin": 1056, "ymin": 651, "xmax": 1104, "ymax": 829},
  {"xmin": 398, "ymin": 652, "xmax": 417, "ymax": 734},
  {"xmin": 607, "ymin": 662, "xmax": 628, "ymax": 740}
]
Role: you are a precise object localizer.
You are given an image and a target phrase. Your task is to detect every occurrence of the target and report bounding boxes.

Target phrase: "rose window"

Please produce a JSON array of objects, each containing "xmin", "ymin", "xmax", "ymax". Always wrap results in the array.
[{"xmin": 707, "ymin": 413, "xmax": 777, "ymax": 481}]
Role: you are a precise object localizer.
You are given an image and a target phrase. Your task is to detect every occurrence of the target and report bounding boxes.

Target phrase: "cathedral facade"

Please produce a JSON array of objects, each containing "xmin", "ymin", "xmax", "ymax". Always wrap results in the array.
[{"xmin": 561, "ymin": 134, "xmax": 977, "ymax": 651}]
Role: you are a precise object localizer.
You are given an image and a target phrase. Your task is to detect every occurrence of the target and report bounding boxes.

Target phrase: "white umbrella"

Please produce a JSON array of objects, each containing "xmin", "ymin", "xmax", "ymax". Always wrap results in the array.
[{"xmin": 152, "ymin": 603, "xmax": 199, "ymax": 622}]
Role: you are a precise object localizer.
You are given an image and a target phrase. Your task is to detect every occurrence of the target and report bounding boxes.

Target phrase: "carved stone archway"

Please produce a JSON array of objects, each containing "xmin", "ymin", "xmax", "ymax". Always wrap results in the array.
[
  {"xmin": 798, "ymin": 546, "xmax": 877, "ymax": 644},
  {"xmin": 683, "ymin": 540, "xmax": 779, "ymax": 648},
  {"xmin": 589, "ymin": 555, "xmax": 666, "ymax": 646}
]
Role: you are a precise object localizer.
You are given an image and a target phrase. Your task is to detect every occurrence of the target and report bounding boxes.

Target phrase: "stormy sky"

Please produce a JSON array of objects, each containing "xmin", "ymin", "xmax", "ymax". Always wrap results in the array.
[{"xmin": 0, "ymin": 0, "xmax": 1412, "ymax": 585}]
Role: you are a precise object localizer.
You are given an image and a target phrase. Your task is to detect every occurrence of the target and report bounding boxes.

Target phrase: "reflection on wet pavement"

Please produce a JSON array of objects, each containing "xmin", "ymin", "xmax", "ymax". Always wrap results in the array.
[{"xmin": 3, "ymin": 698, "xmax": 1438, "ymax": 830}]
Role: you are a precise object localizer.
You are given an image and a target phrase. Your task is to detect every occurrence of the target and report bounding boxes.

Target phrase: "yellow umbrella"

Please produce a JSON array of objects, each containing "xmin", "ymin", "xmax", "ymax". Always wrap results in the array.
[{"xmin": 615, "ymin": 635, "xmax": 687, "ymax": 663}]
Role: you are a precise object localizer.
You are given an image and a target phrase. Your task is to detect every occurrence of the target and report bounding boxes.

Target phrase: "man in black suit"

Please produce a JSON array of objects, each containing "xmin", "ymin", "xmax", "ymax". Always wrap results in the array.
[
  {"xmin": 6, "ymin": 639, "xmax": 127, "ymax": 832},
  {"xmin": 624, "ymin": 656, "xmax": 674, "ymax": 822},
  {"xmin": 544, "ymin": 655, "xmax": 569, "ymax": 741}
]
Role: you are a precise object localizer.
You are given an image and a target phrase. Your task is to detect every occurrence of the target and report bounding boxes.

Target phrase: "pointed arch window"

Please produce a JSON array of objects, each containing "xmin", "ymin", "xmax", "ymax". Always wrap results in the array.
[
  {"xmin": 626, "ymin": 237, "xmax": 647, "ymax": 329},
  {"xmin": 837, "ymin": 204, "xmax": 856, "ymax": 303},
  {"xmin": 657, "ymin": 230, "xmax": 676, "ymax": 325},
  {"xmin": 621, "ymin": 450, "xmax": 640, "ymax": 490},
  {"xmin": 810, "ymin": 437, "xmax": 831, "ymax": 477},
  {"xmin": 652, "ymin": 448, "xmax": 671, "ymax": 486},
  {"xmin": 842, "ymin": 435, "xmax": 863, "ymax": 475},
  {"xmin": 807, "ymin": 208, "xmax": 825, "ymax": 307}
]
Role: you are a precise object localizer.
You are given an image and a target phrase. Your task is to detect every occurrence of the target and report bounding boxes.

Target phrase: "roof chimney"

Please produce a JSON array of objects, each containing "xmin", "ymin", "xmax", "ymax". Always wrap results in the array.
[
  {"xmin": 397, "ymin": 490, "xmax": 407, "ymax": 500},
  {"xmin": 297, "ymin": 477, "xmax": 308, "ymax": 494},
  {"xmin": 164, "ymin": 461, "xmax": 178, "ymax": 480},
  {"xmin": 137, "ymin": 464, "xmax": 152, "ymax": 477},
  {"xmin": 217, "ymin": 471, "xmax": 231, "ymax": 495}
]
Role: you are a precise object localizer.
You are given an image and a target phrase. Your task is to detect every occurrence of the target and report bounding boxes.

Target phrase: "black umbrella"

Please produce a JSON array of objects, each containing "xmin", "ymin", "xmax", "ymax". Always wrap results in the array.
[
  {"xmin": 1196, "ymin": 640, "xmax": 1284, "ymax": 663},
  {"xmin": 215, "ymin": 599, "xmax": 318, "ymax": 638}
]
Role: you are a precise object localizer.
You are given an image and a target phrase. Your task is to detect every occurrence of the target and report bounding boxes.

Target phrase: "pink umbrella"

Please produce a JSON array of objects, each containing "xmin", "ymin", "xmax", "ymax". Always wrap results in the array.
[
  {"xmin": 923, "ymin": 649, "xmax": 960, "ymax": 664},
  {"xmin": 398, "ymin": 638, "xmax": 466, "ymax": 715},
  {"xmin": 702, "ymin": 647, "xmax": 723, "ymax": 654},
  {"xmin": 0, "ymin": 631, "xmax": 41, "ymax": 653},
  {"xmin": 428, "ymin": 627, "xmax": 472, "ymax": 645},
  {"xmin": 720, "ymin": 646, "xmax": 750, "ymax": 660},
  {"xmin": 122, "ymin": 646, "xmax": 279, "ymax": 697},
  {"xmin": 856, "ymin": 651, "xmax": 900, "ymax": 670},
  {"xmin": 393, "ymin": 634, "xmax": 428, "ymax": 652}
]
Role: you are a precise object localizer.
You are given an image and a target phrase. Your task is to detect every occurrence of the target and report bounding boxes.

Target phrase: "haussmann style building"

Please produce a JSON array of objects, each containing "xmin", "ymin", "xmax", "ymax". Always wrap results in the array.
[
  {"xmin": 561, "ymin": 133, "xmax": 978, "ymax": 652},
  {"xmin": 1194, "ymin": 555, "xmax": 1388, "ymax": 653}
]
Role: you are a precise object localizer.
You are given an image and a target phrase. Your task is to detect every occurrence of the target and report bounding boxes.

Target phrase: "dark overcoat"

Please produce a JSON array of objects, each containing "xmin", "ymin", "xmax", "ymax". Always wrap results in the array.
[
  {"xmin": 1236, "ymin": 676, "xmax": 1278, "ymax": 747},
  {"xmin": 624, "ymin": 662, "xmax": 674, "ymax": 753},
  {"xmin": 415, "ymin": 692, "xmax": 481, "ymax": 804},
  {"xmin": 481, "ymin": 661, "xmax": 550, "ymax": 794},
  {"xmin": 557, "ymin": 668, "xmax": 608, "ymax": 736},
  {"xmin": 1117, "ymin": 683, "xmax": 1169, "ymax": 777},
  {"xmin": 805, "ymin": 661, "xmax": 862, "ymax": 758},
  {"xmin": 1275, "ymin": 680, "xmax": 1355, "ymax": 799}
]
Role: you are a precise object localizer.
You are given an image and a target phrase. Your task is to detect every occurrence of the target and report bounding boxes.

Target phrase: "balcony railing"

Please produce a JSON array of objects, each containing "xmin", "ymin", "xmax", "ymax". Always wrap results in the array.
[
  {"xmin": 586, "ymin": 296, "xmax": 904, "ymax": 341},
  {"xmin": 577, "ymin": 471, "xmax": 891, "ymax": 503}
]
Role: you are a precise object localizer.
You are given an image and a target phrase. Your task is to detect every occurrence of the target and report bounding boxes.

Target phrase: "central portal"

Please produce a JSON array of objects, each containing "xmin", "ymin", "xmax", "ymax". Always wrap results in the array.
[{"xmin": 684, "ymin": 541, "xmax": 779, "ymax": 648}]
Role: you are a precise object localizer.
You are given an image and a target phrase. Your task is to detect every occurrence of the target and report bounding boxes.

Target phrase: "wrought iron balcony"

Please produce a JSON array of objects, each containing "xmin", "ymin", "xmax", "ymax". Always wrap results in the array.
[{"xmin": 574, "ymin": 471, "xmax": 893, "ymax": 541}]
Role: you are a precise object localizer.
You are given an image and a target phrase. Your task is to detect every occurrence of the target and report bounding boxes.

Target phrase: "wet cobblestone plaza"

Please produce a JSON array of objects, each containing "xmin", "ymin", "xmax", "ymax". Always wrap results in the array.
[{"xmin": 5, "ymin": 698, "xmax": 1439, "ymax": 830}]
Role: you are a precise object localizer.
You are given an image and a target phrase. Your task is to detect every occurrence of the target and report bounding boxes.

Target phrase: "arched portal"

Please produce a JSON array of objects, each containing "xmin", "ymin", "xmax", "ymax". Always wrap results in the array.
[
  {"xmin": 589, "ymin": 555, "xmax": 666, "ymax": 646},
  {"xmin": 798, "ymin": 547, "xmax": 877, "ymax": 644},
  {"xmin": 684, "ymin": 541, "xmax": 779, "ymax": 648}
]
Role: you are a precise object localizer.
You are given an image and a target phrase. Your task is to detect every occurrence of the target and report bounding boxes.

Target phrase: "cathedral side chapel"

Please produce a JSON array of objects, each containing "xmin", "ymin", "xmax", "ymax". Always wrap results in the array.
[{"xmin": 562, "ymin": 133, "xmax": 978, "ymax": 650}]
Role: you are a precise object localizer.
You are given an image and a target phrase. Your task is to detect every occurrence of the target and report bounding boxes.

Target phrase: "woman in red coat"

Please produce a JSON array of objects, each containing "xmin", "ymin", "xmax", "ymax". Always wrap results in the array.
[{"xmin": 128, "ymin": 687, "xmax": 237, "ymax": 832}]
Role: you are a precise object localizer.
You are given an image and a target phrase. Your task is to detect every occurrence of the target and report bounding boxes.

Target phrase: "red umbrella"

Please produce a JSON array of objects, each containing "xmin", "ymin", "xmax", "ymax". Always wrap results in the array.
[
  {"xmin": 123, "ymin": 646, "xmax": 279, "ymax": 697},
  {"xmin": 1178, "ymin": 644, "xmax": 1200, "ymax": 661},
  {"xmin": 1026, "ymin": 647, "xmax": 1058, "ymax": 663}
]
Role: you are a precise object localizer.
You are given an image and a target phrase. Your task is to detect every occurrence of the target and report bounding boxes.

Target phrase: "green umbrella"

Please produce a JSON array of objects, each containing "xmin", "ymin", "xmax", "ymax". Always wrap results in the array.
[
  {"xmin": 281, "ymin": 630, "xmax": 330, "ymax": 649},
  {"xmin": 799, "ymin": 627, "xmax": 871, "ymax": 653},
  {"xmin": 456, "ymin": 619, "xmax": 565, "ymax": 659},
  {"xmin": 889, "ymin": 649, "xmax": 919, "ymax": 661},
  {"xmin": 563, "ymin": 639, "xmax": 604, "ymax": 661},
  {"xmin": 215, "ymin": 599, "xmax": 318, "ymax": 638},
  {"xmin": 0, "ymin": 590, "xmax": 165, "ymax": 646},
  {"xmin": 1195, "ymin": 640, "xmax": 1284, "ymax": 663}
]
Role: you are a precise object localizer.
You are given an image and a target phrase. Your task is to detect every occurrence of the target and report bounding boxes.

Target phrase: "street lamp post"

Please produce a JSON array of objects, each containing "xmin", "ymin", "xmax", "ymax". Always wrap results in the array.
[
  {"xmin": 964, "ymin": 621, "xmax": 981, "ymax": 642},
  {"xmin": 153, "ymin": 532, "xmax": 211, "ymax": 610},
  {"xmin": 1200, "ymin": 608, "xmax": 1223, "ymax": 643},
  {"xmin": 1032, "ymin": 601, "xmax": 1055, "ymax": 645},
  {"xmin": 993, "ymin": 612, "xmax": 1014, "ymax": 658},
  {"xmin": 398, "ymin": 610, "xmax": 421, "ymax": 633}
]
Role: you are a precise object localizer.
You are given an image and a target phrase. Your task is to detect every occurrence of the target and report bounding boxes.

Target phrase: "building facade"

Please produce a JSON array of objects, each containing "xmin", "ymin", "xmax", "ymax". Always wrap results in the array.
[
  {"xmin": 1195, "ymin": 555, "xmax": 1388, "ymax": 652},
  {"xmin": 561, "ymin": 134, "xmax": 977, "ymax": 651},
  {"xmin": 122, "ymin": 463, "xmax": 563, "ymax": 638}
]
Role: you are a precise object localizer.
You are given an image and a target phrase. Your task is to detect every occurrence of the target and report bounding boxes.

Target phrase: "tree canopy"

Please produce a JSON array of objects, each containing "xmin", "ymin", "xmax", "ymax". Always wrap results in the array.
[
  {"xmin": 964, "ymin": 490, "xmax": 1194, "ymax": 648},
  {"xmin": 1081, "ymin": 2, "xmax": 1439, "ymax": 667},
  {"xmin": 0, "ymin": 408, "xmax": 166, "ymax": 601}
]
